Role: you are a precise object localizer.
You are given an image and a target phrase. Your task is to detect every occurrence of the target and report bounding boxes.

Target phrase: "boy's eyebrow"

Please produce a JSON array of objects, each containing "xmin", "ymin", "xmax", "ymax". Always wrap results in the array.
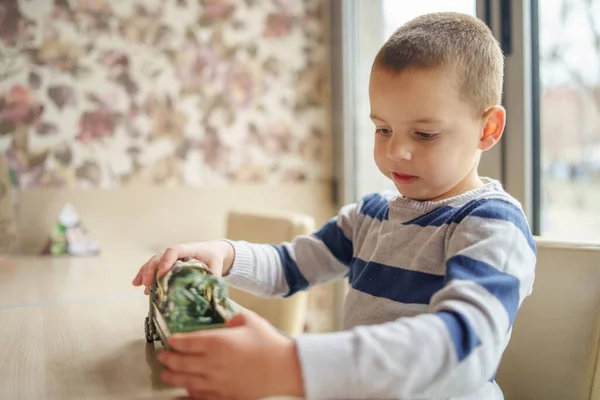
[
  {"xmin": 370, "ymin": 114, "xmax": 445, "ymax": 125},
  {"xmin": 370, "ymin": 113, "xmax": 384, "ymax": 121},
  {"xmin": 413, "ymin": 117, "xmax": 443, "ymax": 124}
]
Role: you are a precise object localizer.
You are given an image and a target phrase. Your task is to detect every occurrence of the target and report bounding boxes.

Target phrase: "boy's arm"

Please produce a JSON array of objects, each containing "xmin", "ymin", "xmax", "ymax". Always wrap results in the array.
[
  {"xmin": 294, "ymin": 199, "xmax": 536, "ymax": 399},
  {"xmin": 224, "ymin": 201, "xmax": 360, "ymax": 298}
]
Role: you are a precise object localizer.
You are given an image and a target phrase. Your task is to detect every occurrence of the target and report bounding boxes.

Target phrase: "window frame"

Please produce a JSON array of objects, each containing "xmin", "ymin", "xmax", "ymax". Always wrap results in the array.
[{"xmin": 497, "ymin": 0, "xmax": 536, "ymax": 229}]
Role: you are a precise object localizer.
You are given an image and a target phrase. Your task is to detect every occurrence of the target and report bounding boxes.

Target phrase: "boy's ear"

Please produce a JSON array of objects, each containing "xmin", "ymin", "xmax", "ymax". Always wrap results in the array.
[{"xmin": 479, "ymin": 105, "xmax": 506, "ymax": 151}]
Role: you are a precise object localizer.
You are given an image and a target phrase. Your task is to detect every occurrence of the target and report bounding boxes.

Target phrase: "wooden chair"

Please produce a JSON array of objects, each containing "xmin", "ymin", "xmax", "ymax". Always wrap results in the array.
[
  {"xmin": 225, "ymin": 210, "xmax": 315, "ymax": 336},
  {"xmin": 496, "ymin": 238, "xmax": 600, "ymax": 400}
]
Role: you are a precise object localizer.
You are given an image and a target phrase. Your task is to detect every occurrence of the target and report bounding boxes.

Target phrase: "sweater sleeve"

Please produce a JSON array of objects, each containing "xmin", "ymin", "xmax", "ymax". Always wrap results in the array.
[
  {"xmin": 295, "ymin": 198, "xmax": 537, "ymax": 399},
  {"xmin": 224, "ymin": 199, "xmax": 362, "ymax": 298}
]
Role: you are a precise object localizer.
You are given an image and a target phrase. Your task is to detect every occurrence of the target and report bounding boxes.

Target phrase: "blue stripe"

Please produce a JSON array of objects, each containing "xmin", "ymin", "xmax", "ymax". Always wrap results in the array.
[
  {"xmin": 446, "ymin": 255, "xmax": 520, "ymax": 324},
  {"xmin": 437, "ymin": 310, "xmax": 482, "ymax": 361},
  {"xmin": 360, "ymin": 193, "xmax": 389, "ymax": 221},
  {"xmin": 314, "ymin": 219, "xmax": 353, "ymax": 266},
  {"xmin": 402, "ymin": 205, "xmax": 457, "ymax": 227},
  {"xmin": 454, "ymin": 199, "xmax": 536, "ymax": 253},
  {"xmin": 350, "ymin": 258, "xmax": 444, "ymax": 304},
  {"xmin": 272, "ymin": 245, "xmax": 309, "ymax": 297},
  {"xmin": 403, "ymin": 198, "xmax": 536, "ymax": 253}
]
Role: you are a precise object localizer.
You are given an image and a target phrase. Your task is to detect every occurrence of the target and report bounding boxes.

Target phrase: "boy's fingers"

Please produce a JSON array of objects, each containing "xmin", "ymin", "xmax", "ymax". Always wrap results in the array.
[
  {"xmin": 157, "ymin": 244, "xmax": 209, "ymax": 277},
  {"xmin": 132, "ymin": 260, "xmax": 150, "ymax": 286},
  {"xmin": 161, "ymin": 370, "xmax": 211, "ymax": 392},
  {"xmin": 132, "ymin": 260, "xmax": 153, "ymax": 286},
  {"xmin": 141, "ymin": 255, "xmax": 161, "ymax": 288},
  {"xmin": 132, "ymin": 271, "xmax": 142, "ymax": 286},
  {"xmin": 168, "ymin": 334, "xmax": 207, "ymax": 354},
  {"xmin": 206, "ymin": 256, "xmax": 223, "ymax": 277},
  {"xmin": 169, "ymin": 330, "xmax": 229, "ymax": 354},
  {"xmin": 225, "ymin": 309, "xmax": 252, "ymax": 328},
  {"xmin": 158, "ymin": 351, "xmax": 207, "ymax": 374},
  {"xmin": 157, "ymin": 247, "xmax": 186, "ymax": 277}
]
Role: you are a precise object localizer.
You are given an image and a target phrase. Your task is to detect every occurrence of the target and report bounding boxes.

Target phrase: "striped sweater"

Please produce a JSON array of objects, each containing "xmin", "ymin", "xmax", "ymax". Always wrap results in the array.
[{"xmin": 225, "ymin": 178, "xmax": 536, "ymax": 400}]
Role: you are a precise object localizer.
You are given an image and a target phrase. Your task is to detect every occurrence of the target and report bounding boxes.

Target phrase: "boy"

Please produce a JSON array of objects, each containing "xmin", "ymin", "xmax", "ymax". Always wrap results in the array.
[{"xmin": 132, "ymin": 12, "xmax": 536, "ymax": 400}]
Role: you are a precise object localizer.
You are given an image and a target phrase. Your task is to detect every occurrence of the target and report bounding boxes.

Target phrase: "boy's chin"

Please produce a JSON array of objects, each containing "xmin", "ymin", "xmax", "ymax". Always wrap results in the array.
[
  {"xmin": 391, "ymin": 182, "xmax": 442, "ymax": 202},
  {"xmin": 392, "ymin": 183, "xmax": 426, "ymax": 201}
]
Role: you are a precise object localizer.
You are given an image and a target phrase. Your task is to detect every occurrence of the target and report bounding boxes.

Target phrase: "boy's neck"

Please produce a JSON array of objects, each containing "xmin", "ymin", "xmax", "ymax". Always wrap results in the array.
[{"xmin": 422, "ymin": 169, "xmax": 484, "ymax": 202}]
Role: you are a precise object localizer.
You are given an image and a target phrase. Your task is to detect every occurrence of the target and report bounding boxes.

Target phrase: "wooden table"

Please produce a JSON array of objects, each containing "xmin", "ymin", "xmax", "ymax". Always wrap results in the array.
[
  {"xmin": 0, "ymin": 247, "xmax": 184, "ymax": 399},
  {"xmin": 0, "ymin": 247, "xmax": 300, "ymax": 399}
]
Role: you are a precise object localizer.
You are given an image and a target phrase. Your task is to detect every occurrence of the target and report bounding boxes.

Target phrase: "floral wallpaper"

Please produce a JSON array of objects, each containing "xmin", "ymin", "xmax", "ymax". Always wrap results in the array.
[
  {"xmin": 0, "ymin": 0, "xmax": 334, "ymax": 333},
  {"xmin": 0, "ymin": 0, "xmax": 330, "ymax": 189}
]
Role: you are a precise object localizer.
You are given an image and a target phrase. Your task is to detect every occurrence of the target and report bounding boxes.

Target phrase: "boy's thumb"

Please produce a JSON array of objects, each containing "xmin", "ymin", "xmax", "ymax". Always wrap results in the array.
[
  {"xmin": 226, "ymin": 308, "xmax": 255, "ymax": 328},
  {"xmin": 206, "ymin": 256, "xmax": 223, "ymax": 277}
]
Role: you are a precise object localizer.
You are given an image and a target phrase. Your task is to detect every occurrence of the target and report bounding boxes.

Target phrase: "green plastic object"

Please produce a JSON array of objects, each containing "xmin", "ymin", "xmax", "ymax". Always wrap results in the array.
[
  {"xmin": 42, "ymin": 203, "xmax": 100, "ymax": 256},
  {"xmin": 8, "ymin": 169, "xmax": 17, "ymax": 186},
  {"xmin": 145, "ymin": 258, "xmax": 236, "ymax": 349},
  {"xmin": 49, "ymin": 224, "xmax": 68, "ymax": 255}
]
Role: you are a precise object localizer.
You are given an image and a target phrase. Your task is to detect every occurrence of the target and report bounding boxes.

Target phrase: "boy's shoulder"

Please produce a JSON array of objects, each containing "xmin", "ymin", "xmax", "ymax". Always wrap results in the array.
[
  {"xmin": 353, "ymin": 190, "xmax": 399, "ymax": 220},
  {"xmin": 450, "ymin": 181, "xmax": 535, "ymax": 250},
  {"xmin": 451, "ymin": 180, "xmax": 527, "ymax": 222}
]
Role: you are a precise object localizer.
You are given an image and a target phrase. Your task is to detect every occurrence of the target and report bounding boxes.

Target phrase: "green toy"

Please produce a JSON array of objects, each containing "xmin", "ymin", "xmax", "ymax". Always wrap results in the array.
[{"xmin": 144, "ymin": 258, "xmax": 236, "ymax": 349}]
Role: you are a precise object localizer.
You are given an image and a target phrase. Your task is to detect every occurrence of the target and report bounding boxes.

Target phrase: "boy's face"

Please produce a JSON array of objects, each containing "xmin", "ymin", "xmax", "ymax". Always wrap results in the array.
[{"xmin": 369, "ymin": 67, "xmax": 494, "ymax": 201}]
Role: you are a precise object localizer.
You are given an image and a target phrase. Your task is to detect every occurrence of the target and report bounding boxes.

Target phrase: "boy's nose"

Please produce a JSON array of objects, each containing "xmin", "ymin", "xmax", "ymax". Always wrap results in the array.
[{"xmin": 386, "ymin": 136, "xmax": 412, "ymax": 161}]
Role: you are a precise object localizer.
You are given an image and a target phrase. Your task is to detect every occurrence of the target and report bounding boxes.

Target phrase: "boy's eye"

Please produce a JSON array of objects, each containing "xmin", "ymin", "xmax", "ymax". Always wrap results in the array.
[
  {"xmin": 414, "ymin": 131, "xmax": 438, "ymax": 140},
  {"xmin": 375, "ymin": 128, "xmax": 392, "ymax": 137}
]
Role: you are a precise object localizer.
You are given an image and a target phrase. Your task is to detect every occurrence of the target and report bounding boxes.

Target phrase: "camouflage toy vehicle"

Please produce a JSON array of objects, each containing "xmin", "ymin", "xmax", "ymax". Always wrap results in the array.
[{"xmin": 144, "ymin": 258, "xmax": 236, "ymax": 349}]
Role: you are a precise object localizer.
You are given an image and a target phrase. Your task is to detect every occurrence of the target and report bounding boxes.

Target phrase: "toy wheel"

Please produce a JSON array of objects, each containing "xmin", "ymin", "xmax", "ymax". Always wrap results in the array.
[{"xmin": 145, "ymin": 316, "xmax": 157, "ymax": 343}]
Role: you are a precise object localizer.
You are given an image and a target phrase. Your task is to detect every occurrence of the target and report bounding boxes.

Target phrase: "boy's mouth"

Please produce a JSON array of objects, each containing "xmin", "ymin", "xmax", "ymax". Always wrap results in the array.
[{"xmin": 391, "ymin": 171, "xmax": 418, "ymax": 184}]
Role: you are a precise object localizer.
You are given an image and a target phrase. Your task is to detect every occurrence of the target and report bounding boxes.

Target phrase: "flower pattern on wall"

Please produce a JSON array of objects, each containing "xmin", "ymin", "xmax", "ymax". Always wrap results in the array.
[
  {"xmin": 0, "ymin": 0, "xmax": 330, "ymax": 188},
  {"xmin": 0, "ymin": 0, "xmax": 334, "ymax": 334}
]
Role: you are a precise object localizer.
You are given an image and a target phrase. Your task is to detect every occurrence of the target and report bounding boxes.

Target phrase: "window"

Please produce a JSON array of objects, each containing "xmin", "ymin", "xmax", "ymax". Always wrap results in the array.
[{"xmin": 535, "ymin": 0, "xmax": 600, "ymax": 242}]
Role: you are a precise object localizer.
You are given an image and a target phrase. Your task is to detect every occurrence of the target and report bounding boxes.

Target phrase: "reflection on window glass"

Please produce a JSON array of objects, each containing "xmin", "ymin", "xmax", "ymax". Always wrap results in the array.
[
  {"xmin": 354, "ymin": 1, "xmax": 476, "ymax": 198},
  {"xmin": 539, "ymin": 0, "xmax": 600, "ymax": 242}
]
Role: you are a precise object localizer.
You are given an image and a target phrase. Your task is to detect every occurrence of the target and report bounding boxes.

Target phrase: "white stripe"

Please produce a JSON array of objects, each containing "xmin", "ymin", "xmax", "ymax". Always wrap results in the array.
[
  {"xmin": 227, "ymin": 241, "xmax": 289, "ymax": 297},
  {"xmin": 335, "ymin": 202, "xmax": 358, "ymax": 242},
  {"xmin": 353, "ymin": 212, "xmax": 373, "ymax": 253},
  {"xmin": 448, "ymin": 216, "xmax": 536, "ymax": 302},
  {"xmin": 354, "ymin": 215, "xmax": 449, "ymax": 275},
  {"xmin": 431, "ymin": 280, "xmax": 512, "ymax": 341},
  {"xmin": 343, "ymin": 288, "xmax": 429, "ymax": 328},
  {"xmin": 290, "ymin": 235, "xmax": 349, "ymax": 284}
]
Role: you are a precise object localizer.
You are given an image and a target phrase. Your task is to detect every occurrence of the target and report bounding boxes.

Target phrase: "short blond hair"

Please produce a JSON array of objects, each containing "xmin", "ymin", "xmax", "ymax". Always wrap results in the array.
[{"xmin": 373, "ymin": 12, "xmax": 504, "ymax": 113}]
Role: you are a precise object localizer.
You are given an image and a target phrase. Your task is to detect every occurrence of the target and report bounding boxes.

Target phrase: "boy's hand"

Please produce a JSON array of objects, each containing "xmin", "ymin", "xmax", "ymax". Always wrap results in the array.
[
  {"xmin": 157, "ymin": 309, "xmax": 305, "ymax": 400},
  {"xmin": 132, "ymin": 240, "xmax": 235, "ymax": 295}
]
